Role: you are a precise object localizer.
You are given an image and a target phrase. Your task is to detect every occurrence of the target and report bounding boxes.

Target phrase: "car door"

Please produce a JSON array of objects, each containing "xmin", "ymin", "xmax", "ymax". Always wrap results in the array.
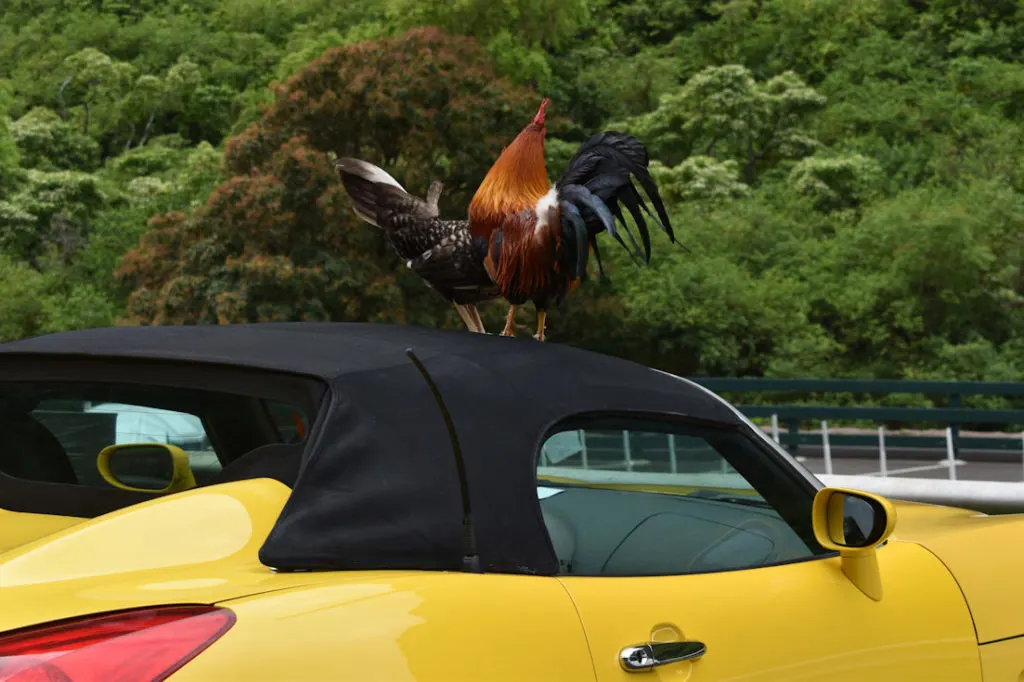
[{"xmin": 536, "ymin": 415, "xmax": 983, "ymax": 682}]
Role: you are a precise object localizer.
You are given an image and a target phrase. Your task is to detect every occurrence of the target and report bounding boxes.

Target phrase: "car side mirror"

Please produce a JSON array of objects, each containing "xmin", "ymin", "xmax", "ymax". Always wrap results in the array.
[
  {"xmin": 97, "ymin": 443, "xmax": 198, "ymax": 494},
  {"xmin": 812, "ymin": 487, "xmax": 897, "ymax": 601}
]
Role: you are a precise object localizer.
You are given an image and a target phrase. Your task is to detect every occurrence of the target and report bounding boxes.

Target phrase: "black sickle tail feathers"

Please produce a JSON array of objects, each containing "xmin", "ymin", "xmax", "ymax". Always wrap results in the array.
[
  {"xmin": 555, "ymin": 131, "xmax": 675, "ymax": 268},
  {"xmin": 555, "ymin": 184, "xmax": 621, "ymax": 281}
]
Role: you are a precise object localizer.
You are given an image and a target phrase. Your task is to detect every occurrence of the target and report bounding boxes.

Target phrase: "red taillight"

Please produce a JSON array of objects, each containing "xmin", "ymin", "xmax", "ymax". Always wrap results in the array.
[{"xmin": 0, "ymin": 605, "xmax": 235, "ymax": 682}]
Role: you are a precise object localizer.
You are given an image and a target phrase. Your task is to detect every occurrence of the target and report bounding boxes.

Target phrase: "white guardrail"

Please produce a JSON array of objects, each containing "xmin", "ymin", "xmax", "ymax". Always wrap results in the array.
[{"xmin": 818, "ymin": 475, "xmax": 1024, "ymax": 515}]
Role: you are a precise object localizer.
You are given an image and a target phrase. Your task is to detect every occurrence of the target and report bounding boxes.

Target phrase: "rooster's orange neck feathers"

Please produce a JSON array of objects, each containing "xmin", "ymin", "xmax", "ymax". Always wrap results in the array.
[{"xmin": 468, "ymin": 99, "xmax": 551, "ymax": 237}]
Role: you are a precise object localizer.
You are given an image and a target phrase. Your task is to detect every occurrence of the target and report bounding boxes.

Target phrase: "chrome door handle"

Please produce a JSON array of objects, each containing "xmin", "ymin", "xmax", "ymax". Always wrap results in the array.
[{"xmin": 619, "ymin": 640, "xmax": 706, "ymax": 672}]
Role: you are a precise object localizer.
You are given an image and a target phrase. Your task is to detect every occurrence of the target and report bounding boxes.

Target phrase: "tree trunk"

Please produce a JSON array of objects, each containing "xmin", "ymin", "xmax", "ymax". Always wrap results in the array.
[
  {"xmin": 138, "ymin": 105, "xmax": 159, "ymax": 147},
  {"xmin": 56, "ymin": 76, "xmax": 73, "ymax": 122}
]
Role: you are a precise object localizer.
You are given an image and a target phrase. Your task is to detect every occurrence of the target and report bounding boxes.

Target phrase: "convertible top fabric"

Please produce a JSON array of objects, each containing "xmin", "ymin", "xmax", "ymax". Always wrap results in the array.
[{"xmin": 0, "ymin": 322, "xmax": 744, "ymax": 575}]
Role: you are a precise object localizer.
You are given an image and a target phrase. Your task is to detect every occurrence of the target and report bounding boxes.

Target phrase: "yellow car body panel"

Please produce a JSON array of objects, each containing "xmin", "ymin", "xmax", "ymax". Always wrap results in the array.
[
  {"xmin": 170, "ymin": 573, "xmax": 596, "ymax": 682},
  {"xmin": 0, "ymin": 508, "xmax": 85, "ymax": 555},
  {"xmin": 0, "ymin": 479, "xmax": 316, "ymax": 633},
  {"xmin": 886, "ymin": 500, "xmax": 1024, "ymax": 644},
  {"xmin": 559, "ymin": 538, "xmax": 982, "ymax": 682},
  {"xmin": 979, "ymin": 637, "xmax": 1024, "ymax": 682},
  {"xmin": 887, "ymin": 499, "xmax": 981, "ymax": 530}
]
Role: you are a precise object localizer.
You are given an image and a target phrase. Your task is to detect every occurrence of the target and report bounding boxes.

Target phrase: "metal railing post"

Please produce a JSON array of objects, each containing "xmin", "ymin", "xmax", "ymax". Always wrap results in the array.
[
  {"xmin": 622, "ymin": 430, "xmax": 633, "ymax": 472},
  {"xmin": 878, "ymin": 426, "xmax": 888, "ymax": 477},
  {"xmin": 945, "ymin": 426, "xmax": 958, "ymax": 481},
  {"xmin": 787, "ymin": 419, "xmax": 800, "ymax": 456},
  {"xmin": 949, "ymin": 392, "xmax": 961, "ymax": 455},
  {"xmin": 821, "ymin": 420, "xmax": 833, "ymax": 475}
]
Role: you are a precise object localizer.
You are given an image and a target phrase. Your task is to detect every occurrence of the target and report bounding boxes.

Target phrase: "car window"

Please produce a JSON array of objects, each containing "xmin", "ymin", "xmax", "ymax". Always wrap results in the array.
[
  {"xmin": 536, "ymin": 415, "xmax": 830, "ymax": 577},
  {"xmin": 0, "ymin": 381, "xmax": 308, "ymax": 492},
  {"xmin": 19, "ymin": 398, "xmax": 221, "ymax": 488}
]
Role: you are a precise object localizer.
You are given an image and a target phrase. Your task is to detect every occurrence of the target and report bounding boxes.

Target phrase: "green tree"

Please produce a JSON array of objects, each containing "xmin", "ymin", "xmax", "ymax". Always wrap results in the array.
[
  {"xmin": 0, "ymin": 254, "xmax": 115, "ymax": 342},
  {"xmin": 0, "ymin": 169, "xmax": 105, "ymax": 265},
  {"xmin": 788, "ymin": 153, "xmax": 883, "ymax": 213},
  {"xmin": 385, "ymin": 0, "xmax": 588, "ymax": 49},
  {"xmin": 623, "ymin": 65, "xmax": 826, "ymax": 183},
  {"xmin": 650, "ymin": 157, "xmax": 751, "ymax": 204},
  {"xmin": 804, "ymin": 181, "xmax": 1024, "ymax": 378},
  {"xmin": 10, "ymin": 107, "xmax": 102, "ymax": 171},
  {"xmin": 69, "ymin": 136, "xmax": 224, "ymax": 303},
  {"xmin": 0, "ymin": 84, "xmax": 21, "ymax": 193},
  {"xmin": 385, "ymin": 0, "xmax": 590, "ymax": 91},
  {"xmin": 59, "ymin": 48, "xmax": 137, "ymax": 137}
]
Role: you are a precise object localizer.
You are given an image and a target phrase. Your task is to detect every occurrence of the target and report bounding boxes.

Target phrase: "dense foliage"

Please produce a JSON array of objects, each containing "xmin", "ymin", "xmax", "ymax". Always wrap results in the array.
[{"xmin": 1, "ymin": 0, "xmax": 1023, "ymax": 392}]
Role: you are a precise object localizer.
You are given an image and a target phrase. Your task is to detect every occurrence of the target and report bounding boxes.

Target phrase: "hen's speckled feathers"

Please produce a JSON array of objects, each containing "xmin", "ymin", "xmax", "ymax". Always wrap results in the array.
[{"xmin": 335, "ymin": 158, "xmax": 499, "ymax": 310}]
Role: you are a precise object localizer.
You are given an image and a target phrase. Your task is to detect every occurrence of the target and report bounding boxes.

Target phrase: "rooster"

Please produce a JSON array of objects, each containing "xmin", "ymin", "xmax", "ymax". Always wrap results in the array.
[
  {"xmin": 467, "ymin": 98, "xmax": 674, "ymax": 340},
  {"xmin": 336, "ymin": 98, "xmax": 673, "ymax": 339}
]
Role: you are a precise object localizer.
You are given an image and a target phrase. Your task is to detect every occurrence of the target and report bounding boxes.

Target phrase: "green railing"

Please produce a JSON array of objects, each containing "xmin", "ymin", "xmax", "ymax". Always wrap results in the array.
[{"xmin": 686, "ymin": 378, "xmax": 1024, "ymax": 457}]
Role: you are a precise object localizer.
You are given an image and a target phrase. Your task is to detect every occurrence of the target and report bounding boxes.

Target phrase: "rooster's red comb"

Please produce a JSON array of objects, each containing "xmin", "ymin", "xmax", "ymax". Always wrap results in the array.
[{"xmin": 533, "ymin": 98, "xmax": 550, "ymax": 125}]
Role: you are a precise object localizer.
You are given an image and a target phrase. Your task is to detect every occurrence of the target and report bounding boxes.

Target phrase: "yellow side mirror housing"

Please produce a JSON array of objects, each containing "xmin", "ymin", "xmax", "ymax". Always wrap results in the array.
[
  {"xmin": 811, "ymin": 486, "xmax": 897, "ymax": 601},
  {"xmin": 97, "ymin": 443, "xmax": 198, "ymax": 494}
]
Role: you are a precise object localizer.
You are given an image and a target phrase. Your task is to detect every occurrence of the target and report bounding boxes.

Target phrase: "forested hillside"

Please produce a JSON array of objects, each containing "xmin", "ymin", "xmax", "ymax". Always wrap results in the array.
[{"xmin": 1, "ymin": 0, "xmax": 1022, "ymax": 384}]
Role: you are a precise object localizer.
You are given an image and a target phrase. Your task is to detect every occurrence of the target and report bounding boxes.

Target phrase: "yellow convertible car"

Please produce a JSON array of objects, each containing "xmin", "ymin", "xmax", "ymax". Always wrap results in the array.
[{"xmin": 0, "ymin": 322, "xmax": 1021, "ymax": 681}]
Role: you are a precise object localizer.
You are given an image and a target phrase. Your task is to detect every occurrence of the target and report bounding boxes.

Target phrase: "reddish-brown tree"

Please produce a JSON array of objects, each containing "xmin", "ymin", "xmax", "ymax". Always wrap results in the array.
[{"xmin": 117, "ymin": 27, "xmax": 540, "ymax": 327}]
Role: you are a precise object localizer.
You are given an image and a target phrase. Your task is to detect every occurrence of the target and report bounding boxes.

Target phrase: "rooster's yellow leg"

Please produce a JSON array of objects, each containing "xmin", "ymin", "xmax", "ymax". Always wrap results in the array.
[
  {"xmin": 534, "ymin": 310, "xmax": 547, "ymax": 342},
  {"xmin": 501, "ymin": 305, "xmax": 518, "ymax": 337}
]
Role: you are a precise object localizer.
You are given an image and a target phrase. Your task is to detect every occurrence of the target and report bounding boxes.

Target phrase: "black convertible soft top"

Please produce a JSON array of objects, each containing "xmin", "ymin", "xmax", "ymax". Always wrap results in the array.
[{"xmin": 0, "ymin": 322, "xmax": 745, "ymax": 575}]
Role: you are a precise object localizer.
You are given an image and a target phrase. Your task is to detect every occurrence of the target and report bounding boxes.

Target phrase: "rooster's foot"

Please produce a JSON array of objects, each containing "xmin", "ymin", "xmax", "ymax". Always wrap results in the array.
[
  {"xmin": 533, "ymin": 310, "xmax": 547, "ymax": 342},
  {"xmin": 500, "ymin": 305, "xmax": 518, "ymax": 337}
]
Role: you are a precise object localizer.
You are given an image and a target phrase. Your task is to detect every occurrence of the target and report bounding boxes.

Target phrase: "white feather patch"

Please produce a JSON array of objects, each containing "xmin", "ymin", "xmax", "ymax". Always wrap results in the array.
[
  {"xmin": 533, "ymin": 187, "xmax": 559, "ymax": 235},
  {"xmin": 338, "ymin": 158, "xmax": 405, "ymax": 191}
]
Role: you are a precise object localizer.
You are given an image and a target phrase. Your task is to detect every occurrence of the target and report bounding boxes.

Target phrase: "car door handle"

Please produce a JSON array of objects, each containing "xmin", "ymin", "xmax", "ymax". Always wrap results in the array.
[{"xmin": 619, "ymin": 640, "xmax": 706, "ymax": 671}]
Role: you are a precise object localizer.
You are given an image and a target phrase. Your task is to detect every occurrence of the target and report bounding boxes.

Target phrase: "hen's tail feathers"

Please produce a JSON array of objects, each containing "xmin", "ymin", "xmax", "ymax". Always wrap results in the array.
[
  {"xmin": 335, "ymin": 157, "xmax": 436, "ymax": 230},
  {"xmin": 555, "ymin": 132, "xmax": 675, "ymax": 275}
]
